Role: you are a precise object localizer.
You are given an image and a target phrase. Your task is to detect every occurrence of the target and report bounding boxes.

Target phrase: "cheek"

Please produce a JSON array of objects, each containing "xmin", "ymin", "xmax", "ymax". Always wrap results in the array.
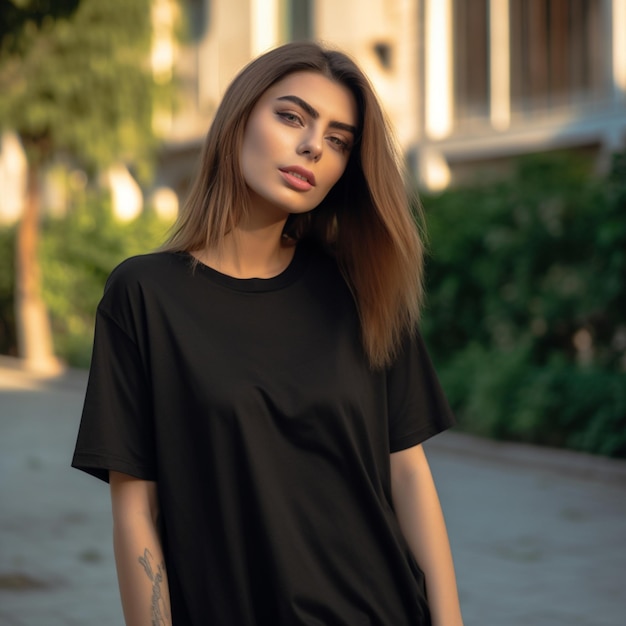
[
  {"xmin": 241, "ymin": 113, "xmax": 276, "ymax": 164},
  {"xmin": 242, "ymin": 127, "xmax": 267, "ymax": 165}
]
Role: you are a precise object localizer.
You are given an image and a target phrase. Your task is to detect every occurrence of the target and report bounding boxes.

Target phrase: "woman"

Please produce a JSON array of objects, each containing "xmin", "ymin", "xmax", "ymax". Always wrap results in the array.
[{"xmin": 72, "ymin": 41, "xmax": 464, "ymax": 626}]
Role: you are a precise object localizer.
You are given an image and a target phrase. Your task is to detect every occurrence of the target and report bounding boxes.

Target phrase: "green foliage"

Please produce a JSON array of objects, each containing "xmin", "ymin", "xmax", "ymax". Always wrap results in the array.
[
  {"xmin": 0, "ymin": 1, "xmax": 80, "ymax": 46},
  {"xmin": 0, "ymin": 195, "xmax": 170, "ymax": 366},
  {"xmin": 0, "ymin": 0, "xmax": 171, "ymax": 365},
  {"xmin": 0, "ymin": 0, "xmax": 158, "ymax": 176},
  {"xmin": 37, "ymin": 195, "xmax": 171, "ymax": 367},
  {"xmin": 421, "ymin": 151, "xmax": 626, "ymax": 458}
]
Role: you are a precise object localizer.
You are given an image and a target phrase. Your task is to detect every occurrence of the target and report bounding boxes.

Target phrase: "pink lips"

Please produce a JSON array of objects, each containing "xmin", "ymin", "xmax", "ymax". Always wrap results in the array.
[{"xmin": 279, "ymin": 166, "xmax": 316, "ymax": 190}]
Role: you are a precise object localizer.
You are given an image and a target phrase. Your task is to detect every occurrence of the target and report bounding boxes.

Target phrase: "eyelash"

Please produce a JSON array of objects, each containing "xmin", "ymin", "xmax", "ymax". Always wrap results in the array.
[
  {"xmin": 328, "ymin": 136, "xmax": 350, "ymax": 151},
  {"xmin": 276, "ymin": 110, "xmax": 351, "ymax": 152},
  {"xmin": 277, "ymin": 111, "xmax": 303, "ymax": 125}
]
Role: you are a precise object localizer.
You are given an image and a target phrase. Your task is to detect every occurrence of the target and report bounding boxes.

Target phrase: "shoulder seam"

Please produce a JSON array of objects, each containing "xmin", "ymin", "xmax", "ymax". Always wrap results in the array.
[{"xmin": 97, "ymin": 306, "xmax": 139, "ymax": 347}]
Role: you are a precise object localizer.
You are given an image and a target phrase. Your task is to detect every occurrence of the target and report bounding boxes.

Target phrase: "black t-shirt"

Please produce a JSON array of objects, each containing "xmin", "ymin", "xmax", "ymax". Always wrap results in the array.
[{"xmin": 72, "ymin": 240, "xmax": 455, "ymax": 625}]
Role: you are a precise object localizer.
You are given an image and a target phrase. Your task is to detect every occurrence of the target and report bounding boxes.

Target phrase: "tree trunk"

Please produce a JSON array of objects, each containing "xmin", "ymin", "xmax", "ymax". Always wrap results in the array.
[{"xmin": 14, "ymin": 161, "xmax": 62, "ymax": 374}]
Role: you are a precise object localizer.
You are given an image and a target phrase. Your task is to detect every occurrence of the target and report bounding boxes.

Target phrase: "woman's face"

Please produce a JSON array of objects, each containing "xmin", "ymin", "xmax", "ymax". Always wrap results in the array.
[{"xmin": 240, "ymin": 71, "xmax": 358, "ymax": 220}]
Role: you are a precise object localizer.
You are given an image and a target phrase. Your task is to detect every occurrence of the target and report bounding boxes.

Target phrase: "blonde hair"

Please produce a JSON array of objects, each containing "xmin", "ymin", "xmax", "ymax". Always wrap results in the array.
[{"xmin": 162, "ymin": 41, "xmax": 424, "ymax": 368}]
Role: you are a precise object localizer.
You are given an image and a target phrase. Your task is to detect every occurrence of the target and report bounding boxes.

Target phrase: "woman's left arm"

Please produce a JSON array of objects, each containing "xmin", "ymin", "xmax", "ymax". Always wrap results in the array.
[{"xmin": 390, "ymin": 444, "xmax": 464, "ymax": 626}]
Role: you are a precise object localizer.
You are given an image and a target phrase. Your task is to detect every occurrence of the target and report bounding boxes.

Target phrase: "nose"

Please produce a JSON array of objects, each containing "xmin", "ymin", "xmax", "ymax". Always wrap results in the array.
[{"xmin": 296, "ymin": 135, "xmax": 322, "ymax": 162}]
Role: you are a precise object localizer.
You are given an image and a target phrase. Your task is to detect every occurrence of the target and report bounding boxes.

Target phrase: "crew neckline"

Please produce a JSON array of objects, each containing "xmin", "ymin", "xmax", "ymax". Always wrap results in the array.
[{"xmin": 177, "ymin": 240, "xmax": 312, "ymax": 293}]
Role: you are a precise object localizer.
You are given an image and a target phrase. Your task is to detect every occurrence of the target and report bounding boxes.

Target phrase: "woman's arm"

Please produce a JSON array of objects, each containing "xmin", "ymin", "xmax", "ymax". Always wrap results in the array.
[
  {"xmin": 390, "ymin": 444, "xmax": 464, "ymax": 626},
  {"xmin": 110, "ymin": 471, "xmax": 172, "ymax": 626}
]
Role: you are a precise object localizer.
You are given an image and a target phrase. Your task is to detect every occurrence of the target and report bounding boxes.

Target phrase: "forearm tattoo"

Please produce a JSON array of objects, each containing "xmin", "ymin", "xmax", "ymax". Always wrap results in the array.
[{"xmin": 138, "ymin": 548, "xmax": 171, "ymax": 625}]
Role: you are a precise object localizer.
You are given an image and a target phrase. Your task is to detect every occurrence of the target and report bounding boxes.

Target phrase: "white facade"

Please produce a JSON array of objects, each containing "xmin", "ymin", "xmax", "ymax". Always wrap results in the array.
[{"xmin": 158, "ymin": 0, "xmax": 626, "ymax": 194}]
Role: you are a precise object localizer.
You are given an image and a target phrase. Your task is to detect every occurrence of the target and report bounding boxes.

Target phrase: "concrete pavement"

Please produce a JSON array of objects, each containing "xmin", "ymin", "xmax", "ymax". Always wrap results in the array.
[{"xmin": 1, "ymin": 358, "xmax": 625, "ymax": 625}]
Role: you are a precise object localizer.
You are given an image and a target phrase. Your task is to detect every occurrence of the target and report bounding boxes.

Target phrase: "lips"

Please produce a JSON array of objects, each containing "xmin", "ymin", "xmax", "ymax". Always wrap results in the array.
[{"xmin": 279, "ymin": 166, "xmax": 316, "ymax": 187}]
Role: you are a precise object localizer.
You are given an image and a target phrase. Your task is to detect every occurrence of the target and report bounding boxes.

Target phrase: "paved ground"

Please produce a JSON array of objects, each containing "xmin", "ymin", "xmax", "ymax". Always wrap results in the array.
[{"xmin": 1, "ymin": 358, "xmax": 625, "ymax": 626}]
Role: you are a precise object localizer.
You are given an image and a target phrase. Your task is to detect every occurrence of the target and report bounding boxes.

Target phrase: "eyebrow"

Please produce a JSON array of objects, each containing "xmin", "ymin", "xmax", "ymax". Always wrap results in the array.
[{"xmin": 276, "ymin": 95, "xmax": 358, "ymax": 135}]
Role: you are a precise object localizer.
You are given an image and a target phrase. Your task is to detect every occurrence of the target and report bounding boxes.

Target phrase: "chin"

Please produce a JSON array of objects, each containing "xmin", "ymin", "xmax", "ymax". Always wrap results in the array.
[{"xmin": 288, "ymin": 204, "xmax": 318, "ymax": 215}]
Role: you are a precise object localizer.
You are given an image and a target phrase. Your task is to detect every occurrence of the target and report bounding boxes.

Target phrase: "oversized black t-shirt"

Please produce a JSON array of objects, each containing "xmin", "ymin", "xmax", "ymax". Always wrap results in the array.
[{"xmin": 72, "ymin": 240, "xmax": 455, "ymax": 625}]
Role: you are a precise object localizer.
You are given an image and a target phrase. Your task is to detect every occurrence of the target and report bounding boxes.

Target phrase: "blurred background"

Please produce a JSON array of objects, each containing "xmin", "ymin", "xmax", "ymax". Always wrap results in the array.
[
  {"xmin": 1, "ymin": 2, "xmax": 626, "ymax": 624},
  {"xmin": 1, "ymin": 0, "xmax": 625, "ymax": 458}
]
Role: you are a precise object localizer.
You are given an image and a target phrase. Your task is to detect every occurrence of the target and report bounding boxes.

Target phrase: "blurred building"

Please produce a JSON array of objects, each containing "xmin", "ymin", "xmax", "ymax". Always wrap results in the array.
[{"xmin": 155, "ymin": 0, "xmax": 626, "ymax": 196}]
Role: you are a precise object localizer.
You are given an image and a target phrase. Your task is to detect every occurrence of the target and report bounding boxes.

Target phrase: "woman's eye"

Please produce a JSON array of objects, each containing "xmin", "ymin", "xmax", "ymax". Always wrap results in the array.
[
  {"xmin": 277, "ymin": 111, "xmax": 302, "ymax": 125},
  {"xmin": 328, "ymin": 136, "xmax": 350, "ymax": 151}
]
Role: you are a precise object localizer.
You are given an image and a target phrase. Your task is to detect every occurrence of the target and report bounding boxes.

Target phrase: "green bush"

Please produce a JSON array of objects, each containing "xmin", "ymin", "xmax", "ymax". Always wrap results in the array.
[
  {"xmin": 421, "ymin": 151, "xmax": 626, "ymax": 458},
  {"xmin": 0, "ymin": 193, "xmax": 168, "ymax": 368},
  {"xmin": 0, "ymin": 196, "xmax": 169, "ymax": 367},
  {"xmin": 38, "ymin": 195, "xmax": 171, "ymax": 367}
]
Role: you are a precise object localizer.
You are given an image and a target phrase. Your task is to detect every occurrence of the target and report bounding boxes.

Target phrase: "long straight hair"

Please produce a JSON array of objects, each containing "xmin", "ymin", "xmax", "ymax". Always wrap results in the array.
[{"xmin": 162, "ymin": 41, "xmax": 424, "ymax": 368}]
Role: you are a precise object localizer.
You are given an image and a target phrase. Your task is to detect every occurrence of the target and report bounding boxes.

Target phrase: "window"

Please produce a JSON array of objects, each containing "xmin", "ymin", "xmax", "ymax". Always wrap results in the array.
[
  {"xmin": 510, "ymin": 0, "xmax": 609, "ymax": 114},
  {"xmin": 453, "ymin": 0, "xmax": 490, "ymax": 124},
  {"xmin": 184, "ymin": 0, "xmax": 208, "ymax": 41},
  {"xmin": 287, "ymin": 0, "xmax": 312, "ymax": 42}
]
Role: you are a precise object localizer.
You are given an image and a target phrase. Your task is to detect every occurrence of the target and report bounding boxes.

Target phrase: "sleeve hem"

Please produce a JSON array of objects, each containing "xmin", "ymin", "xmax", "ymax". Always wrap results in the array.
[
  {"xmin": 71, "ymin": 453, "xmax": 157, "ymax": 484},
  {"xmin": 389, "ymin": 422, "xmax": 453, "ymax": 453}
]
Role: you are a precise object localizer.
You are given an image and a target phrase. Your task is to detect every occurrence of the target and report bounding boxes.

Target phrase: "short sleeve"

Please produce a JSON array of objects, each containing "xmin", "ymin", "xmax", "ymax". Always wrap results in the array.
[
  {"xmin": 387, "ymin": 330, "xmax": 455, "ymax": 452},
  {"xmin": 71, "ymin": 306, "xmax": 156, "ymax": 483}
]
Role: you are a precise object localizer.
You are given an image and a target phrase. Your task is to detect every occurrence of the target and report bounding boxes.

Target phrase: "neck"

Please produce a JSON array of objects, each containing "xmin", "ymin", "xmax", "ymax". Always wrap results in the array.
[{"xmin": 195, "ymin": 216, "xmax": 295, "ymax": 279}]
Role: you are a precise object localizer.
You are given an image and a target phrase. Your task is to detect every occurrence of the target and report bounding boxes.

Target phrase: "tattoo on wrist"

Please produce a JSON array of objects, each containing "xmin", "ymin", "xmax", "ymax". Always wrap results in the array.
[{"xmin": 138, "ymin": 548, "xmax": 170, "ymax": 625}]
